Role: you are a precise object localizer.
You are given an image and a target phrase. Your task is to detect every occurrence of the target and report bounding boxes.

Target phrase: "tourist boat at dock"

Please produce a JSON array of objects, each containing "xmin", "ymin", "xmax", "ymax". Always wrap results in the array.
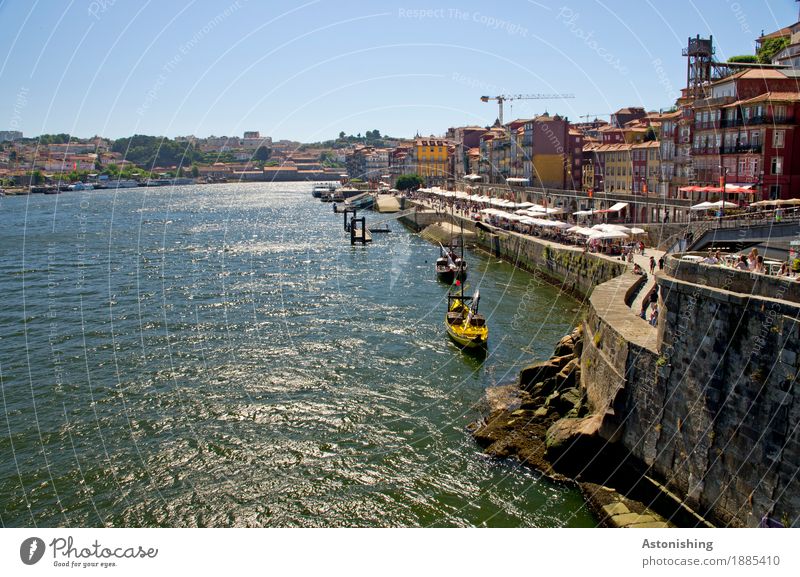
[
  {"xmin": 435, "ymin": 243, "xmax": 467, "ymax": 285},
  {"xmin": 321, "ymin": 186, "xmax": 362, "ymax": 202},
  {"xmin": 445, "ymin": 289, "xmax": 487, "ymax": 349},
  {"xmin": 100, "ymin": 179, "xmax": 140, "ymax": 189},
  {"xmin": 343, "ymin": 192, "xmax": 375, "ymax": 210},
  {"xmin": 312, "ymin": 183, "xmax": 336, "ymax": 198}
]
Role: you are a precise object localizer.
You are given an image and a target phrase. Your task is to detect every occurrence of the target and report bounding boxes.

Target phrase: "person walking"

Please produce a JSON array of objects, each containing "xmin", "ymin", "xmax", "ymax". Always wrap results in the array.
[
  {"xmin": 658, "ymin": 256, "xmax": 664, "ymax": 270},
  {"xmin": 650, "ymin": 303, "xmax": 659, "ymax": 327},
  {"xmin": 649, "ymin": 256, "xmax": 656, "ymax": 274}
]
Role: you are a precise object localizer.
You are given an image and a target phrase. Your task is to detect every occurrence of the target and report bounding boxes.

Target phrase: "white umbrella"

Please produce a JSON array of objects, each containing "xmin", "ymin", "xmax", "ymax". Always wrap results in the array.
[
  {"xmin": 691, "ymin": 201, "xmax": 715, "ymax": 211},
  {"xmin": 590, "ymin": 230, "xmax": 629, "ymax": 240},
  {"xmin": 709, "ymin": 200, "xmax": 737, "ymax": 209},
  {"xmin": 629, "ymin": 227, "xmax": 646, "ymax": 235}
]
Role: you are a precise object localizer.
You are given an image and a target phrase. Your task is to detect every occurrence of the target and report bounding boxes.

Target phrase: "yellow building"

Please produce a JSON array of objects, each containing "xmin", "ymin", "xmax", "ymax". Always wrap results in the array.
[
  {"xmin": 532, "ymin": 155, "xmax": 566, "ymax": 188},
  {"xmin": 598, "ymin": 143, "xmax": 632, "ymax": 193},
  {"xmin": 414, "ymin": 137, "xmax": 450, "ymax": 185},
  {"xmin": 582, "ymin": 157, "xmax": 595, "ymax": 192}
]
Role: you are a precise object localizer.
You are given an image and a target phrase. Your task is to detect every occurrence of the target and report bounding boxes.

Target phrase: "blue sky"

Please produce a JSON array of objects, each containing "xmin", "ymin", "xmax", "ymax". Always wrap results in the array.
[{"xmin": 0, "ymin": 0, "xmax": 797, "ymax": 141}]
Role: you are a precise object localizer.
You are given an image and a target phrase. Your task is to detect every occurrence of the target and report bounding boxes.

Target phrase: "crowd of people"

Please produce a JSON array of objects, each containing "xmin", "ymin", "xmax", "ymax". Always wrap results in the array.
[{"xmin": 693, "ymin": 247, "xmax": 798, "ymax": 279}]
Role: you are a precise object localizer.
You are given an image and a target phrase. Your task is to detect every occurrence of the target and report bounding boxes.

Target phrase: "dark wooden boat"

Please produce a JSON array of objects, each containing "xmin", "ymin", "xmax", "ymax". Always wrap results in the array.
[{"xmin": 435, "ymin": 244, "xmax": 467, "ymax": 284}]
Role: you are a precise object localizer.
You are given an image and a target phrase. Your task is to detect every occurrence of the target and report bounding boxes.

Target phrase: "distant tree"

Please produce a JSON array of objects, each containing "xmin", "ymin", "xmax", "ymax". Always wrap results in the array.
[
  {"xmin": 253, "ymin": 146, "xmax": 271, "ymax": 162},
  {"xmin": 727, "ymin": 54, "xmax": 758, "ymax": 63},
  {"xmin": 30, "ymin": 170, "xmax": 44, "ymax": 184},
  {"xmin": 356, "ymin": 133, "xmax": 362, "ymax": 139},
  {"xmin": 370, "ymin": 129, "xmax": 381, "ymax": 139},
  {"xmin": 9, "ymin": 150, "xmax": 18, "ymax": 162},
  {"xmin": 395, "ymin": 174, "xmax": 424, "ymax": 191},
  {"xmin": 757, "ymin": 37, "xmax": 789, "ymax": 63},
  {"xmin": 191, "ymin": 164, "xmax": 199, "ymax": 178},
  {"xmin": 338, "ymin": 131, "xmax": 346, "ymax": 139}
]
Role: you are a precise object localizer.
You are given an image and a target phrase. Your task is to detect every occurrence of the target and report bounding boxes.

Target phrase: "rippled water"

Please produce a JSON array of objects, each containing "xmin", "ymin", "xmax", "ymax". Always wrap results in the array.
[{"xmin": 0, "ymin": 183, "xmax": 594, "ymax": 527}]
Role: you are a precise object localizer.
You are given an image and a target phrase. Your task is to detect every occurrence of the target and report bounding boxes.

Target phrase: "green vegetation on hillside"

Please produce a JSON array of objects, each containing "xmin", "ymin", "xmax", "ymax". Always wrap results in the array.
[{"xmin": 111, "ymin": 135, "xmax": 200, "ymax": 168}]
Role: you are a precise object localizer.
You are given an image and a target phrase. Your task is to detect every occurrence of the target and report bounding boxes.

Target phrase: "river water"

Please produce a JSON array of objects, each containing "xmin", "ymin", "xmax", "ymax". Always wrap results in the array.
[{"xmin": 0, "ymin": 182, "xmax": 595, "ymax": 527}]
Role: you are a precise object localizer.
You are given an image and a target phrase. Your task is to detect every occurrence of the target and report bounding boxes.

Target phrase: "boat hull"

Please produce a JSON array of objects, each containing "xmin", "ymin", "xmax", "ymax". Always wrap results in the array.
[{"xmin": 445, "ymin": 322, "xmax": 487, "ymax": 348}]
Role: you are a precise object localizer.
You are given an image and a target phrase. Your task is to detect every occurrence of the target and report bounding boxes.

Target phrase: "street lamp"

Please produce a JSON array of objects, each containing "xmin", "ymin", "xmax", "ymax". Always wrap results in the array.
[{"xmin": 719, "ymin": 165, "xmax": 728, "ymax": 224}]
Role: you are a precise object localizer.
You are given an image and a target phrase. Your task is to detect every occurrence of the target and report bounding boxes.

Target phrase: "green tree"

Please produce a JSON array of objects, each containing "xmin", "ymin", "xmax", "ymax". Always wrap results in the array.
[
  {"xmin": 338, "ymin": 131, "xmax": 345, "ymax": 139},
  {"xmin": 395, "ymin": 174, "xmax": 424, "ymax": 191},
  {"xmin": 30, "ymin": 170, "xmax": 44, "ymax": 185},
  {"xmin": 191, "ymin": 164, "xmax": 199, "ymax": 178},
  {"xmin": 253, "ymin": 146, "xmax": 271, "ymax": 162},
  {"xmin": 757, "ymin": 37, "xmax": 789, "ymax": 64},
  {"xmin": 727, "ymin": 54, "xmax": 758, "ymax": 63}
]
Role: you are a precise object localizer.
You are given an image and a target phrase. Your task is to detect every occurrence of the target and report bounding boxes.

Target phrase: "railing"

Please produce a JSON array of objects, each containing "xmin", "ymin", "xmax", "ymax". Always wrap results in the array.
[
  {"xmin": 720, "ymin": 144, "xmax": 762, "ymax": 154},
  {"xmin": 720, "ymin": 115, "xmax": 794, "ymax": 128}
]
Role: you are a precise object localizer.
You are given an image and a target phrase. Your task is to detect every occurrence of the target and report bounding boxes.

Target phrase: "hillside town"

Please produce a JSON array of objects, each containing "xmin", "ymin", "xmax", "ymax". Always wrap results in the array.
[{"xmin": 2, "ymin": 23, "xmax": 799, "ymax": 226}]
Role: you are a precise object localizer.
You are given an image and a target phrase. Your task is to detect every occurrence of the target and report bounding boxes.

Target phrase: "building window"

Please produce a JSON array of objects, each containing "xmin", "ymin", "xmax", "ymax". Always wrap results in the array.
[
  {"xmin": 773, "ymin": 130, "xmax": 785, "ymax": 148},
  {"xmin": 773, "ymin": 105, "xmax": 786, "ymax": 121},
  {"xmin": 770, "ymin": 185, "xmax": 781, "ymax": 200},
  {"xmin": 751, "ymin": 130, "xmax": 761, "ymax": 147},
  {"xmin": 771, "ymin": 156, "xmax": 783, "ymax": 175}
]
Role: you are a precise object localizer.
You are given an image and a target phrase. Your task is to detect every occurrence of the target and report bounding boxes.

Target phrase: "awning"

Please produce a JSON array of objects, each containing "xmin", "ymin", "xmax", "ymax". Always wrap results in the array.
[
  {"xmin": 505, "ymin": 177, "xmax": 529, "ymax": 184},
  {"xmin": 608, "ymin": 202, "xmax": 628, "ymax": 212},
  {"xmin": 725, "ymin": 184, "xmax": 757, "ymax": 194},
  {"xmin": 463, "ymin": 174, "xmax": 483, "ymax": 181}
]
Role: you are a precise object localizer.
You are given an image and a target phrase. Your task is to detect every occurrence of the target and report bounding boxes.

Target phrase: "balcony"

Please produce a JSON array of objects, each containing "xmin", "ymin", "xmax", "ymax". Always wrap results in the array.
[
  {"xmin": 720, "ymin": 115, "xmax": 794, "ymax": 128},
  {"xmin": 720, "ymin": 144, "xmax": 762, "ymax": 154}
]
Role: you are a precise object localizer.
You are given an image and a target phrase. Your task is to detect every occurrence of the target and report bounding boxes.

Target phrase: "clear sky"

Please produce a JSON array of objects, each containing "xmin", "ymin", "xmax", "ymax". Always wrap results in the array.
[{"xmin": 0, "ymin": 0, "xmax": 797, "ymax": 141}]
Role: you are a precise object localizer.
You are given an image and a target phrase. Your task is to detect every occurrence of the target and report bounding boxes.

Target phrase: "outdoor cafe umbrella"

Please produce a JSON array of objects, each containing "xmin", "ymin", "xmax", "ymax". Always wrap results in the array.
[{"xmin": 690, "ymin": 201, "xmax": 715, "ymax": 210}]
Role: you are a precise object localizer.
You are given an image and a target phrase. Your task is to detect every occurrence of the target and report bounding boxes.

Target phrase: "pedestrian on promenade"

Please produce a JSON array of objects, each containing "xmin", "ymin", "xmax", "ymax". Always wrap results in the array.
[
  {"xmin": 649, "ymin": 256, "xmax": 656, "ymax": 274},
  {"xmin": 658, "ymin": 256, "xmax": 664, "ymax": 270},
  {"xmin": 650, "ymin": 303, "xmax": 659, "ymax": 327}
]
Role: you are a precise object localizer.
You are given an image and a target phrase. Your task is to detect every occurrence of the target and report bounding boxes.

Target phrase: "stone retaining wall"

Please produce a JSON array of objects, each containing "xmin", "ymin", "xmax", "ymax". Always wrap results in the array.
[{"xmin": 665, "ymin": 254, "xmax": 800, "ymax": 304}]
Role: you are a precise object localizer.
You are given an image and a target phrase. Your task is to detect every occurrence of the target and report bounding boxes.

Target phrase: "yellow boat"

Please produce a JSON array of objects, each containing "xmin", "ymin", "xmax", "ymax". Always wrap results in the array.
[{"xmin": 445, "ymin": 290, "xmax": 488, "ymax": 349}]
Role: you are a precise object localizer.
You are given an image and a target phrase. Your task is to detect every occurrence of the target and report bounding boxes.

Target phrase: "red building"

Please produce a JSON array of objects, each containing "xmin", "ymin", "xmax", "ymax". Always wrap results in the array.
[{"xmin": 691, "ymin": 69, "xmax": 800, "ymax": 200}]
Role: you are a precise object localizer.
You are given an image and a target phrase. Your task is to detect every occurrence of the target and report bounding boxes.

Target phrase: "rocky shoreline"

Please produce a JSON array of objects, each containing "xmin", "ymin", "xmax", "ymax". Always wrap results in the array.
[{"xmin": 469, "ymin": 326, "xmax": 676, "ymax": 528}]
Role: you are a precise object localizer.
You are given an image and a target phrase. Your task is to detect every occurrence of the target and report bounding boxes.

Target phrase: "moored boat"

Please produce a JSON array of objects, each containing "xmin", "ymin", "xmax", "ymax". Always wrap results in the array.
[
  {"xmin": 435, "ymin": 244, "xmax": 467, "ymax": 284},
  {"xmin": 343, "ymin": 192, "xmax": 374, "ymax": 210},
  {"xmin": 312, "ymin": 183, "xmax": 336, "ymax": 198},
  {"xmin": 445, "ymin": 289, "xmax": 487, "ymax": 349}
]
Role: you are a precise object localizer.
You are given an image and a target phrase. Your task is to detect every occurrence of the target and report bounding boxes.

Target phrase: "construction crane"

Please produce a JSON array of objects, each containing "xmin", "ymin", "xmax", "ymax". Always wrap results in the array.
[
  {"xmin": 480, "ymin": 93, "xmax": 574, "ymax": 125},
  {"xmin": 579, "ymin": 113, "xmax": 612, "ymax": 121}
]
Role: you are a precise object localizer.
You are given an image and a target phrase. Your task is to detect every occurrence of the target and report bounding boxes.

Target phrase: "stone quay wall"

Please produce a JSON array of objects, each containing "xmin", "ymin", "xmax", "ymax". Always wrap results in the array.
[
  {"xmin": 580, "ymin": 257, "xmax": 800, "ymax": 526},
  {"xmin": 399, "ymin": 207, "xmax": 627, "ymax": 300}
]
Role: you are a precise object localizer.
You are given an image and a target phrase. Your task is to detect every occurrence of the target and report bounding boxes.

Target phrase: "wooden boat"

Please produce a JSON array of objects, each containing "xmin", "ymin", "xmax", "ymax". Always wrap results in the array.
[
  {"xmin": 435, "ymin": 244, "xmax": 467, "ymax": 284},
  {"xmin": 445, "ymin": 289, "xmax": 487, "ymax": 349}
]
